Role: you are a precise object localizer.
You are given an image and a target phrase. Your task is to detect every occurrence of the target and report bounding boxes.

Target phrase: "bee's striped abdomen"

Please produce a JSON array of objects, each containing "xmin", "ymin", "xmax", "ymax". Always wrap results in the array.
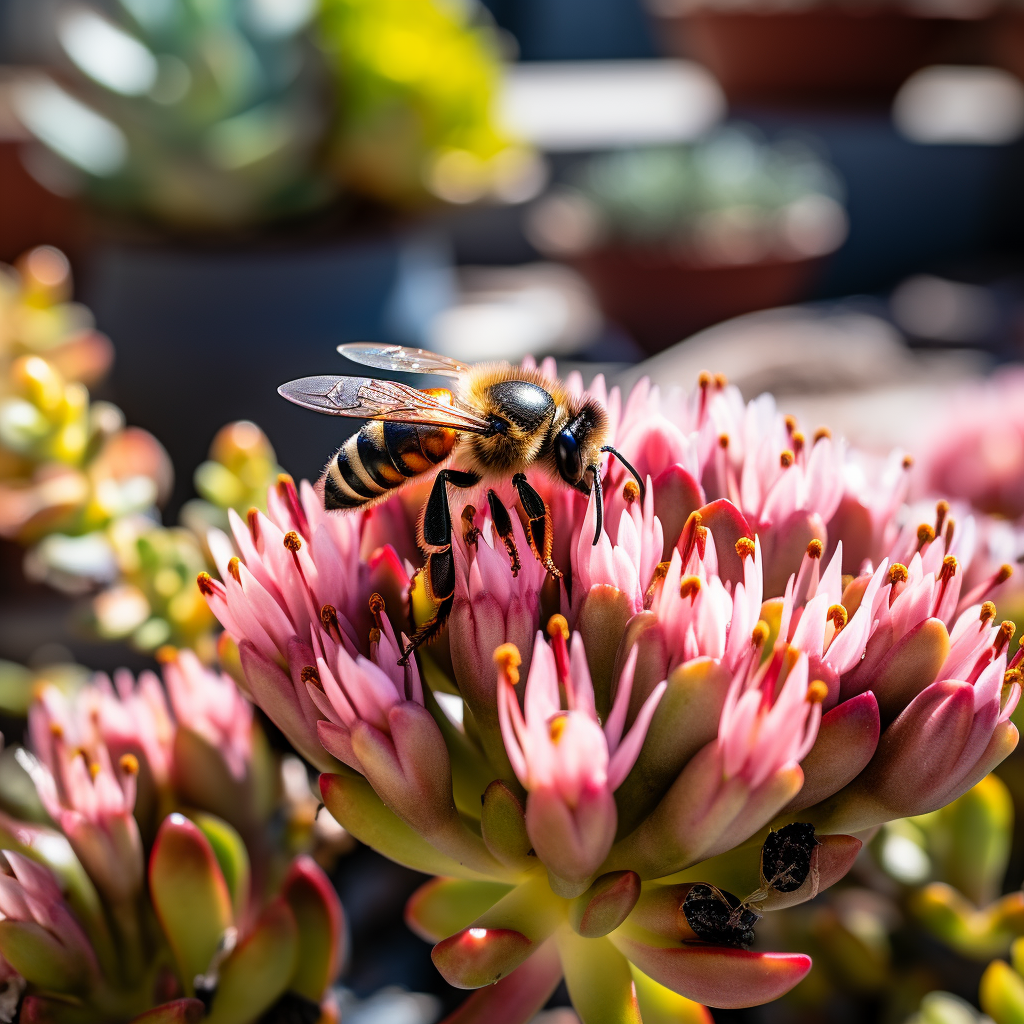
[{"xmin": 323, "ymin": 419, "xmax": 457, "ymax": 511}]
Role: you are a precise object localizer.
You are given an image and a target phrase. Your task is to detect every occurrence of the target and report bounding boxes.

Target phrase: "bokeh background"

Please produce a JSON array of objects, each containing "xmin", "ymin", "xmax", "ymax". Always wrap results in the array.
[{"xmin": 5, "ymin": 1, "xmax": 1024, "ymax": 1021}]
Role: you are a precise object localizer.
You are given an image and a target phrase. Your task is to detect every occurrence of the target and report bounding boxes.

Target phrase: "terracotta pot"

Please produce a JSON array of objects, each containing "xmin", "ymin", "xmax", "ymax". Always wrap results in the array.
[
  {"xmin": 659, "ymin": 8, "xmax": 956, "ymax": 105},
  {"xmin": 568, "ymin": 244, "xmax": 823, "ymax": 353}
]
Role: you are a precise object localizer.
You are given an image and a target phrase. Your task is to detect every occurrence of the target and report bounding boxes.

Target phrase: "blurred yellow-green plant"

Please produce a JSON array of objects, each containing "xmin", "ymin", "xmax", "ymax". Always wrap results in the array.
[{"xmin": 318, "ymin": 0, "xmax": 538, "ymax": 207}]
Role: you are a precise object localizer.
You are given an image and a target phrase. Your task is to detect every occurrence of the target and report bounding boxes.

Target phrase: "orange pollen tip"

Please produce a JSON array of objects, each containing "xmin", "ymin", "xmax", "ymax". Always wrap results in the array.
[
  {"xmin": 88, "ymin": 762, "xmax": 101, "ymax": 780},
  {"xmin": 917, "ymin": 524, "xmax": 936, "ymax": 546},
  {"xmin": 714, "ymin": 373, "xmax": 728, "ymax": 388},
  {"xmin": 369, "ymin": 628, "xmax": 381, "ymax": 646},
  {"xmin": 276, "ymin": 473, "xmax": 294, "ymax": 489},
  {"xmin": 828, "ymin": 604, "xmax": 848, "ymax": 629},
  {"xmin": 227, "ymin": 557, "xmax": 241, "ymax": 583},
  {"xmin": 792, "ymin": 431, "xmax": 806, "ymax": 451},
  {"xmin": 300, "ymin": 666, "xmax": 321, "ymax": 686},
  {"xmin": 493, "ymin": 643, "xmax": 522, "ymax": 685},
  {"xmin": 1000, "ymin": 621, "xmax": 1016, "ymax": 641},
  {"xmin": 546, "ymin": 614, "xmax": 569, "ymax": 641},
  {"xmin": 247, "ymin": 506, "xmax": 259, "ymax": 529},
  {"xmin": 780, "ymin": 450, "xmax": 795, "ymax": 468},
  {"xmin": 806, "ymin": 680, "xmax": 829, "ymax": 704},
  {"xmin": 623, "ymin": 479, "xmax": 641, "ymax": 504},
  {"xmin": 155, "ymin": 645, "xmax": 178, "ymax": 664},
  {"xmin": 903, "ymin": 454, "xmax": 915, "ymax": 469},
  {"xmin": 939, "ymin": 554, "xmax": 958, "ymax": 581},
  {"xmin": 119, "ymin": 754, "xmax": 139, "ymax": 776},
  {"xmin": 196, "ymin": 572, "xmax": 215, "ymax": 596},
  {"xmin": 936, "ymin": 499, "xmax": 950, "ymax": 518},
  {"xmin": 283, "ymin": 531, "xmax": 302, "ymax": 553},
  {"xmin": 783, "ymin": 645, "xmax": 801, "ymax": 671},
  {"xmin": 889, "ymin": 563, "xmax": 909, "ymax": 585},
  {"xmin": 1005, "ymin": 668, "xmax": 1022, "ymax": 686},
  {"xmin": 735, "ymin": 537, "xmax": 756, "ymax": 560},
  {"xmin": 980, "ymin": 601, "xmax": 997, "ymax": 623},
  {"xmin": 320, "ymin": 605, "xmax": 340, "ymax": 632},
  {"xmin": 813, "ymin": 427, "xmax": 832, "ymax": 442},
  {"xmin": 998, "ymin": 564, "xmax": 1014, "ymax": 584},
  {"xmin": 368, "ymin": 592, "xmax": 385, "ymax": 616},
  {"xmin": 680, "ymin": 575, "xmax": 702, "ymax": 600},
  {"xmin": 784, "ymin": 415, "xmax": 798, "ymax": 432},
  {"xmin": 49, "ymin": 722, "xmax": 63, "ymax": 739},
  {"xmin": 698, "ymin": 371, "xmax": 712, "ymax": 388},
  {"xmin": 549, "ymin": 714, "xmax": 568, "ymax": 744},
  {"xmin": 751, "ymin": 620, "xmax": 770, "ymax": 646},
  {"xmin": 806, "ymin": 539, "xmax": 823, "ymax": 559},
  {"xmin": 719, "ymin": 433, "xmax": 730, "ymax": 449}
]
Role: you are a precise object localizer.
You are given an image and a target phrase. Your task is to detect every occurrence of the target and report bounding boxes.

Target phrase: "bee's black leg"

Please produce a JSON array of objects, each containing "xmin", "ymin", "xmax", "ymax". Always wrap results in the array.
[
  {"xmin": 486, "ymin": 489, "xmax": 521, "ymax": 578},
  {"xmin": 511, "ymin": 473, "xmax": 563, "ymax": 579},
  {"xmin": 588, "ymin": 464, "xmax": 603, "ymax": 546},
  {"xmin": 402, "ymin": 468, "xmax": 480, "ymax": 665}
]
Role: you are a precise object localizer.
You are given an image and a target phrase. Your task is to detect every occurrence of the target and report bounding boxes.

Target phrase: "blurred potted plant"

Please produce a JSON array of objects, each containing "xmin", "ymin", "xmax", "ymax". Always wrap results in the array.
[
  {"xmin": 649, "ymin": 0, "xmax": 991, "ymax": 106},
  {"xmin": 527, "ymin": 127, "xmax": 848, "ymax": 352}
]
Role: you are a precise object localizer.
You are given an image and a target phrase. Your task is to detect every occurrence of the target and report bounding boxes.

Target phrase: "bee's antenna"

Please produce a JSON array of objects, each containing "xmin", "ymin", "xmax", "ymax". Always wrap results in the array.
[
  {"xmin": 589, "ymin": 465, "xmax": 603, "ymax": 545},
  {"xmin": 600, "ymin": 446, "xmax": 646, "ymax": 505}
]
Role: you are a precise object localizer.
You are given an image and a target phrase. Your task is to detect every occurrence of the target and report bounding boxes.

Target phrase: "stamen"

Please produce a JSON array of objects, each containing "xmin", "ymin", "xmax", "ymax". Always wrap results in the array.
[
  {"xmin": 998, "ymin": 564, "xmax": 1014, "ymax": 585},
  {"xmin": 735, "ymin": 537, "xmax": 756, "ymax": 561},
  {"xmin": 88, "ymin": 761, "xmax": 101, "ymax": 780},
  {"xmin": 902, "ymin": 455, "xmax": 914, "ymax": 470},
  {"xmin": 49, "ymin": 722, "xmax": 64, "ymax": 739},
  {"xmin": 934, "ymin": 500, "xmax": 949, "ymax": 537},
  {"xmin": 276, "ymin": 474, "xmax": 310, "ymax": 538},
  {"xmin": 827, "ymin": 604, "xmax": 848, "ymax": 631},
  {"xmin": 698, "ymin": 371, "xmax": 711, "ymax": 389},
  {"xmin": 462, "ymin": 506, "xmax": 480, "ymax": 546},
  {"xmin": 227, "ymin": 557, "xmax": 241, "ymax": 583},
  {"xmin": 719, "ymin": 433, "xmax": 730, "ymax": 450},
  {"xmin": 300, "ymin": 666, "xmax": 321, "ymax": 687},
  {"xmin": 196, "ymin": 572, "xmax": 215, "ymax": 596},
  {"xmin": 813, "ymin": 427, "xmax": 832, "ymax": 443},
  {"xmin": 780, "ymin": 450, "xmax": 794, "ymax": 468},
  {"xmin": 368, "ymin": 593, "xmax": 385, "ymax": 631},
  {"xmin": 247, "ymin": 507, "xmax": 261, "ymax": 544},
  {"xmin": 791, "ymin": 431, "xmax": 805, "ymax": 454},
  {"xmin": 623, "ymin": 479, "xmax": 641, "ymax": 505},
  {"xmin": 806, "ymin": 539, "xmax": 823, "ymax": 559},
  {"xmin": 119, "ymin": 753, "xmax": 139, "ymax": 776},
  {"xmin": 283, "ymin": 531, "xmax": 302, "ymax": 553},
  {"xmin": 1005, "ymin": 668, "xmax": 1022, "ymax": 686},
  {"xmin": 714, "ymin": 373, "xmax": 728, "ymax": 389},
  {"xmin": 784, "ymin": 415, "xmax": 798, "ymax": 433},
  {"xmin": 547, "ymin": 614, "xmax": 569, "ymax": 641},
  {"xmin": 889, "ymin": 563, "xmax": 909, "ymax": 585},
  {"xmin": 681, "ymin": 511, "xmax": 707, "ymax": 565},
  {"xmin": 644, "ymin": 561, "xmax": 671, "ymax": 606},
  {"xmin": 320, "ymin": 605, "xmax": 343, "ymax": 642},
  {"xmin": 155, "ymin": 645, "xmax": 177, "ymax": 664},
  {"xmin": 369, "ymin": 627, "xmax": 381, "ymax": 646},
  {"xmin": 806, "ymin": 680, "xmax": 828, "ymax": 704},
  {"xmin": 548, "ymin": 715, "xmax": 568, "ymax": 744},
  {"xmin": 980, "ymin": 602, "xmax": 997, "ymax": 624},
  {"xmin": 995, "ymin": 621, "xmax": 1016, "ymax": 656},
  {"xmin": 751, "ymin": 621, "xmax": 770, "ymax": 647},
  {"xmin": 917, "ymin": 524, "xmax": 935, "ymax": 549},
  {"xmin": 938, "ymin": 555, "xmax": 958, "ymax": 583},
  {"xmin": 680, "ymin": 575, "xmax": 702, "ymax": 601},
  {"xmin": 493, "ymin": 643, "xmax": 522, "ymax": 686},
  {"xmin": 944, "ymin": 517, "xmax": 956, "ymax": 551}
]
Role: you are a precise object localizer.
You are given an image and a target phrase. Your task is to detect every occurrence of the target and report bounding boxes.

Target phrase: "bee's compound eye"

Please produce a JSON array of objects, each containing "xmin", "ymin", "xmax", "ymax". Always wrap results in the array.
[{"xmin": 555, "ymin": 428, "xmax": 583, "ymax": 484}]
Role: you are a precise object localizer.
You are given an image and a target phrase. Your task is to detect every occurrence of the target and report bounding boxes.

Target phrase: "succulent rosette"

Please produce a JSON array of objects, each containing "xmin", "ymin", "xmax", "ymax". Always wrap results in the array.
[
  {"xmin": 1, "ymin": 655, "xmax": 342, "ymax": 1023},
  {"xmin": 199, "ymin": 361, "xmax": 1020, "ymax": 1021}
]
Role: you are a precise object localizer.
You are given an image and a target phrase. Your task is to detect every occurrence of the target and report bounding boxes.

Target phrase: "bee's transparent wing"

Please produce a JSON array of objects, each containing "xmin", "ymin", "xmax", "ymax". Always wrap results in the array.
[
  {"xmin": 337, "ymin": 343, "xmax": 472, "ymax": 377},
  {"xmin": 278, "ymin": 375, "xmax": 492, "ymax": 433}
]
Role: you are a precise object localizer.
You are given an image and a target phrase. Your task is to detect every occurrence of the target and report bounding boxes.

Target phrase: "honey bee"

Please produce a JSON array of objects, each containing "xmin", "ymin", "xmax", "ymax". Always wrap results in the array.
[{"xmin": 278, "ymin": 343, "xmax": 642, "ymax": 663}]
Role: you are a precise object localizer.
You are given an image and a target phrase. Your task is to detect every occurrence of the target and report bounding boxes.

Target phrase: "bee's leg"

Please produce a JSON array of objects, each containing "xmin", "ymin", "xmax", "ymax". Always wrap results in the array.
[
  {"xmin": 511, "ymin": 473, "xmax": 562, "ymax": 579},
  {"xmin": 486, "ymin": 489, "xmax": 521, "ymax": 578},
  {"xmin": 401, "ymin": 468, "xmax": 480, "ymax": 665}
]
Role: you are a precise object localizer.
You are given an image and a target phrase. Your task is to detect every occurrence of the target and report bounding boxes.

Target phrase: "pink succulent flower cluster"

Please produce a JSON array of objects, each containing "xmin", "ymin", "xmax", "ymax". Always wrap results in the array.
[
  {"xmin": 2, "ymin": 651, "xmax": 342, "ymax": 1023},
  {"xmin": 201, "ymin": 361, "xmax": 1020, "ymax": 1022}
]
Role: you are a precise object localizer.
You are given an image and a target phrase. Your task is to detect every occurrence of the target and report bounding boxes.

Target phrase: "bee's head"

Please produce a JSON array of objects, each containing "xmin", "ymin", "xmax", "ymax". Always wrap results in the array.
[{"xmin": 554, "ymin": 400, "xmax": 606, "ymax": 489}]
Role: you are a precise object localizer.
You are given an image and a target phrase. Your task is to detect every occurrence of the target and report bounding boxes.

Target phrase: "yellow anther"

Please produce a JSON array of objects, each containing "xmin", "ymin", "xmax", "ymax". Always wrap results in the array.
[
  {"xmin": 549, "ymin": 715, "xmax": 568, "ymax": 744},
  {"xmin": 714, "ymin": 373, "xmax": 728, "ymax": 388},
  {"xmin": 935, "ymin": 500, "xmax": 949, "ymax": 534},
  {"xmin": 119, "ymin": 753, "xmax": 139, "ymax": 776},
  {"xmin": 792, "ymin": 431, "xmax": 805, "ymax": 453},
  {"xmin": 998, "ymin": 564, "xmax": 1014, "ymax": 584},
  {"xmin": 903, "ymin": 454, "xmax": 915, "ymax": 469},
  {"xmin": 889, "ymin": 563, "xmax": 909, "ymax": 585},
  {"xmin": 369, "ymin": 592, "xmax": 385, "ymax": 616},
  {"xmin": 917, "ymin": 524, "xmax": 936, "ymax": 547},
  {"xmin": 679, "ymin": 575, "xmax": 702, "ymax": 600},
  {"xmin": 196, "ymin": 572, "xmax": 215, "ymax": 596},
  {"xmin": 89, "ymin": 762, "xmax": 101, "ymax": 780},
  {"xmin": 300, "ymin": 666, "xmax": 321, "ymax": 686},
  {"xmin": 155, "ymin": 645, "xmax": 178, "ymax": 664},
  {"xmin": 806, "ymin": 680, "xmax": 829, "ymax": 704},
  {"xmin": 938, "ymin": 554, "xmax": 958, "ymax": 582},
  {"xmin": 494, "ymin": 643, "xmax": 522, "ymax": 686},
  {"xmin": 718, "ymin": 433, "xmax": 730, "ymax": 450},
  {"xmin": 780, "ymin": 450, "xmax": 795, "ymax": 468},
  {"xmin": 547, "ymin": 614, "xmax": 570, "ymax": 641},
  {"xmin": 1005, "ymin": 668, "xmax": 1022, "ymax": 686},
  {"xmin": 813, "ymin": 427, "xmax": 832, "ymax": 443},
  {"xmin": 806, "ymin": 539, "xmax": 823, "ymax": 559},
  {"xmin": 227, "ymin": 556, "xmax": 241, "ymax": 583},
  {"xmin": 623, "ymin": 479, "xmax": 641, "ymax": 505},
  {"xmin": 698, "ymin": 371, "xmax": 712, "ymax": 388},
  {"xmin": 827, "ymin": 604, "xmax": 848, "ymax": 630},
  {"xmin": 980, "ymin": 602, "xmax": 997, "ymax": 624},
  {"xmin": 751, "ymin": 620, "xmax": 770, "ymax": 647},
  {"xmin": 735, "ymin": 537, "xmax": 756, "ymax": 561},
  {"xmin": 283, "ymin": 531, "xmax": 302, "ymax": 553},
  {"xmin": 784, "ymin": 415, "xmax": 798, "ymax": 432},
  {"xmin": 49, "ymin": 722, "xmax": 64, "ymax": 739}
]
